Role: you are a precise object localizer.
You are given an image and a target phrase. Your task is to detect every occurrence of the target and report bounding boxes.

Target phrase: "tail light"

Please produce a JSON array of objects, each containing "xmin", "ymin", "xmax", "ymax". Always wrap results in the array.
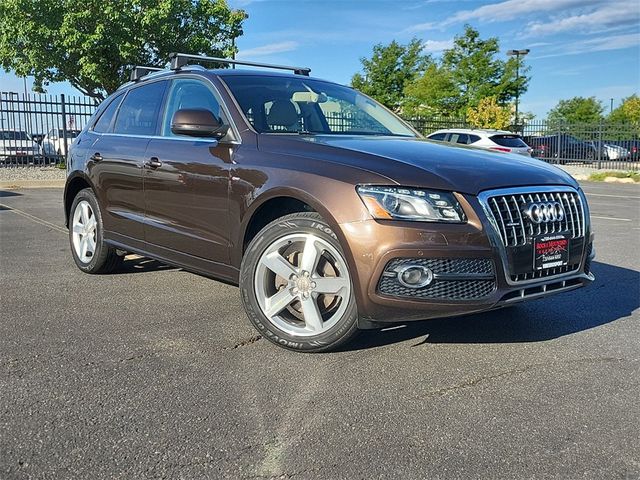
[
  {"xmin": 633, "ymin": 146, "xmax": 637, "ymax": 153},
  {"xmin": 489, "ymin": 147, "xmax": 511, "ymax": 152},
  {"xmin": 540, "ymin": 144, "xmax": 546, "ymax": 151}
]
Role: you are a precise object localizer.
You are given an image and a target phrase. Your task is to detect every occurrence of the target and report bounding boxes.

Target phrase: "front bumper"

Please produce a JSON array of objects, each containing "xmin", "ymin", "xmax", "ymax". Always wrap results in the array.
[{"xmin": 338, "ymin": 192, "xmax": 594, "ymax": 323}]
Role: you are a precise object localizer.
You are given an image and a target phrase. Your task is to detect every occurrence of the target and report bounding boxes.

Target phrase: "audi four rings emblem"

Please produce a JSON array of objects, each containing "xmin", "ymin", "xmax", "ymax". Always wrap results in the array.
[{"xmin": 522, "ymin": 201, "xmax": 566, "ymax": 224}]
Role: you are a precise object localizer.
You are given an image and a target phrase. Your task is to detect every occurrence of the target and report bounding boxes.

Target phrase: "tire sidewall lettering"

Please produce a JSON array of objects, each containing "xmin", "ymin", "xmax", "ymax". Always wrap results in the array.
[{"xmin": 240, "ymin": 213, "xmax": 357, "ymax": 352}]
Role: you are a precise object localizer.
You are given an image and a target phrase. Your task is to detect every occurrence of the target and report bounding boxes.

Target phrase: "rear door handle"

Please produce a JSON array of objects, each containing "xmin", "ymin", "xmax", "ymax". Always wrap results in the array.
[
  {"xmin": 145, "ymin": 157, "xmax": 162, "ymax": 168},
  {"xmin": 90, "ymin": 152, "xmax": 103, "ymax": 162}
]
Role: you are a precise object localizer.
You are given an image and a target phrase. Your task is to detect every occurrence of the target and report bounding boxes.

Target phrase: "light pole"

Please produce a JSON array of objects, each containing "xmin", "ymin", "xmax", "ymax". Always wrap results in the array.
[{"xmin": 507, "ymin": 48, "xmax": 529, "ymax": 130}]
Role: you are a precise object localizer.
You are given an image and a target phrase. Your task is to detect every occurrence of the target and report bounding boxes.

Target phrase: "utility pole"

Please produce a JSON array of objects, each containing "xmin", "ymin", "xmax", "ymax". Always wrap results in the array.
[
  {"xmin": 610, "ymin": 98, "xmax": 614, "ymax": 113},
  {"xmin": 507, "ymin": 49, "xmax": 530, "ymax": 131}
]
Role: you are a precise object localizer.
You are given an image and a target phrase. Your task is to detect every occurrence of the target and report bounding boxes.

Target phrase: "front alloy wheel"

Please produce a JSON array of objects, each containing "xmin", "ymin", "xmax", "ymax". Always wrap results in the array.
[
  {"xmin": 68, "ymin": 188, "xmax": 122, "ymax": 274},
  {"xmin": 240, "ymin": 212, "xmax": 358, "ymax": 352}
]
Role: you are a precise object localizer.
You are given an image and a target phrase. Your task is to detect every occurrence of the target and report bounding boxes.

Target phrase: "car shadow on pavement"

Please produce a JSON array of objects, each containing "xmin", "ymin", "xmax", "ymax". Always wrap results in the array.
[
  {"xmin": 0, "ymin": 190, "xmax": 23, "ymax": 198},
  {"xmin": 345, "ymin": 261, "xmax": 639, "ymax": 351},
  {"xmin": 112, "ymin": 256, "xmax": 177, "ymax": 275}
]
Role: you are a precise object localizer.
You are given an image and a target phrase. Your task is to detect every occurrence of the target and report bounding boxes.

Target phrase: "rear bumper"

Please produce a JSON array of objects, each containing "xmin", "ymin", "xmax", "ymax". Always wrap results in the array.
[{"xmin": 337, "ymin": 195, "xmax": 594, "ymax": 324}]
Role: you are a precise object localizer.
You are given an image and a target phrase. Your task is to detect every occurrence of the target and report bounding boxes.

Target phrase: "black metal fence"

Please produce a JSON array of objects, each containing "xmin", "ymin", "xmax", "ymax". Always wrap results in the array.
[
  {"xmin": 0, "ymin": 92, "xmax": 97, "ymax": 167},
  {"xmin": 407, "ymin": 117, "xmax": 640, "ymax": 171},
  {"xmin": 1, "ymin": 90, "xmax": 638, "ymax": 171}
]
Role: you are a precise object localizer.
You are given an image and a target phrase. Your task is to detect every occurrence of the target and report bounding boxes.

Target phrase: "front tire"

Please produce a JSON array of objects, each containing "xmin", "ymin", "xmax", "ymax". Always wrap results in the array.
[
  {"xmin": 69, "ymin": 188, "xmax": 122, "ymax": 274},
  {"xmin": 240, "ymin": 212, "xmax": 358, "ymax": 352}
]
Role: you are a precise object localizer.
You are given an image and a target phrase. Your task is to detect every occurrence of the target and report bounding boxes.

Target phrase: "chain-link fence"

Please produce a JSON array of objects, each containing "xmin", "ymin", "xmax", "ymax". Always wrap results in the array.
[
  {"xmin": 406, "ymin": 116, "xmax": 640, "ymax": 171},
  {"xmin": 0, "ymin": 92, "xmax": 97, "ymax": 167}
]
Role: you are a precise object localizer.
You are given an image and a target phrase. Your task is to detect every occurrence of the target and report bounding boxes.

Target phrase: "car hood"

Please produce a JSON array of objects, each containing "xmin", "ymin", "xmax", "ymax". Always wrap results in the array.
[{"xmin": 261, "ymin": 135, "xmax": 578, "ymax": 195}]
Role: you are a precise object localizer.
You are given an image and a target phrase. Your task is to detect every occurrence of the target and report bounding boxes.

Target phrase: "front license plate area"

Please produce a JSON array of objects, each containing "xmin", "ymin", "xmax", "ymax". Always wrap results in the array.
[{"xmin": 534, "ymin": 233, "xmax": 570, "ymax": 270}]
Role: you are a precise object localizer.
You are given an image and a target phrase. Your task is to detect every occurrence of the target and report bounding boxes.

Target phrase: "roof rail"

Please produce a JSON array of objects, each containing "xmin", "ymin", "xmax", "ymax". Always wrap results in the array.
[
  {"xmin": 130, "ymin": 66, "xmax": 164, "ymax": 82},
  {"xmin": 168, "ymin": 53, "xmax": 311, "ymax": 76}
]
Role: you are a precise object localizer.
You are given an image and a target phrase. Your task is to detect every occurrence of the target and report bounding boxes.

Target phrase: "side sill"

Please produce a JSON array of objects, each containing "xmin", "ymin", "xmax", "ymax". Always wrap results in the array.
[{"xmin": 104, "ymin": 231, "xmax": 240, "ymax": 286}]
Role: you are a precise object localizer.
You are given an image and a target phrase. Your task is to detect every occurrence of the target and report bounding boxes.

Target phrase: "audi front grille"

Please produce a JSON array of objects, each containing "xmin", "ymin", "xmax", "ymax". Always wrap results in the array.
[
  {"xmin": 483, "ymin": 190, "xmax": 585, "ymax": 247},
  {"xmin": 478, "ymin": 186, "xmax": 589, "ymax": 284}
]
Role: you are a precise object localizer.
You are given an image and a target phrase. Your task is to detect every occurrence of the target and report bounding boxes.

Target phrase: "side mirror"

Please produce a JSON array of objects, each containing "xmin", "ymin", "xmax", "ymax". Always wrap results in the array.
[{"xmin": 171, "ymin": 108, "xmax": 229, "ymax": 139}]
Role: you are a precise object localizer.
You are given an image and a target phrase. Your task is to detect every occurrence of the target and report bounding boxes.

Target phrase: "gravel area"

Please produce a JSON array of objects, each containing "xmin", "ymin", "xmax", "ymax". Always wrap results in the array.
[{"xmin": 0, "ymin": 167, "xmax": 66, "ymax": 182}]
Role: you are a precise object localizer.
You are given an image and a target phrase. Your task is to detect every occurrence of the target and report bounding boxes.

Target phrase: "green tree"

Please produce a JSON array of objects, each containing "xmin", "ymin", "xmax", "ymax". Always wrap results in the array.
[
  {"xmin": 608, "ymin": 94, "xmax": 640, "ymax": 124},
  {"xmin": 547, "ymin": 97, "xmax": 605, "ymax": 124},
  {"xmin": 441, "ymin": 25, "xmax": 528, "ymax": 109},
  {"xmin": 402, "ymin": 64, "xmax": 461, "ymax": 117},
  {"xmin": 466, "ymin": 96, "xmax": 511, "ymax": 129},
  {"xmin": 351, "ymin": 39, "xmax": 431, "ymax": 111},
  {"xmin": 0, "ymin": 0, "xmax": 246, "ymax": 100}
]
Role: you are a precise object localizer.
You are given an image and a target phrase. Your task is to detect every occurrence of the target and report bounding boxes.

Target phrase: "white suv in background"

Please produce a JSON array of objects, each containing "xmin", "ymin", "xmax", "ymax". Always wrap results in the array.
[
  {"xmin": 41, "ymin": 128, "xmax": 81, "ymax": 157},
  {"xmin": 427, "ymin": 128, "xmax": 532, "ymax": 156}
]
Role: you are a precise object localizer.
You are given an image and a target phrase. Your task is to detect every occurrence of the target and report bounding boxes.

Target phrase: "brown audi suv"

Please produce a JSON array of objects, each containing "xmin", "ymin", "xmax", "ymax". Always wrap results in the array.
[{"xmin": 64, "ymin": 54, "xmax": 594, "ymax": 352}]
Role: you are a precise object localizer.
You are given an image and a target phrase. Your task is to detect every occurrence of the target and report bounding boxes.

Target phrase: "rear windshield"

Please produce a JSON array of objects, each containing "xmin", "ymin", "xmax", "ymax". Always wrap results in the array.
[{"xmin": 490, "ymin": 134, "xmax": 528, "ymax": 148}]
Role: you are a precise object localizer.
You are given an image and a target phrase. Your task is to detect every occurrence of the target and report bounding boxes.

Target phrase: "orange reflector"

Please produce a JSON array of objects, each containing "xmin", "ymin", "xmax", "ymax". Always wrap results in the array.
[{"xmin": 361, "ymin": 195, "xmax": 392, "ymax": 219}]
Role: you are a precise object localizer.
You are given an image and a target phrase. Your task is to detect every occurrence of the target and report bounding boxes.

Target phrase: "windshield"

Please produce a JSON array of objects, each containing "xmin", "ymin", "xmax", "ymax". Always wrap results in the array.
[
  {"xmin": 0, "ymin": 131, "xmax": 31, "ymax": 141},
  {"xmin": 222, "ymin": 75, "xmax": 416, "ymax": 137}
]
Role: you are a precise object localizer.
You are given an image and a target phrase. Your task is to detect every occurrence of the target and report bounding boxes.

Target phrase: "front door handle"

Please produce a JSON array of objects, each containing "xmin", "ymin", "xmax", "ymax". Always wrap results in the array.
[
  {"xmin": 90, "ymin": 152, "xmax": 103, "ymax": 162},
  {"xmin": 145, "ymin": 157, "xmax": 162, "ymax": 168}
]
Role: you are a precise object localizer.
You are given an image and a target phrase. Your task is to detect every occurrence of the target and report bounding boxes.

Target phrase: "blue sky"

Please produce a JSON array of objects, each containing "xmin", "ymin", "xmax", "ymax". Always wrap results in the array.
[{"xmin": 1, "ymin": 0, "xmax": 638, "ymax": 118}]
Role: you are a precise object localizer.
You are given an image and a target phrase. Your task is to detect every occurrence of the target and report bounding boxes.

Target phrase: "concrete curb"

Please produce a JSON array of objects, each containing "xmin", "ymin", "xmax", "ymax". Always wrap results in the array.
[
  {"xmin": 566, "ymin": 174, "xmax": 639, "ymax": 185},
  {"xmin": 0, "ymin": 179, "xmax": 65, "ymax": 189},
  {"xmin": 557, "ymin": 166, "xmax": 639, "ymax": 185}
]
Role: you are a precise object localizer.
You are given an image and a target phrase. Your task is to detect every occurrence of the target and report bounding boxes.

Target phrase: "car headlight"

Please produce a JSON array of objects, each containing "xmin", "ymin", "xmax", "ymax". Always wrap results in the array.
[{"xmin": 356, "ymin": 186, "xmax": 466, "ymax": 222}]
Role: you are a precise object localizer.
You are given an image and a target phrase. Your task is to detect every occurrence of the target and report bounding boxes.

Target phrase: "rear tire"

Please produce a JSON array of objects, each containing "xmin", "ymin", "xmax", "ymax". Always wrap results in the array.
[
  {"xmin": 240, "ymin": 212, "xmax": 359, "ymax": 352},
  {"xmin": 69, "ymin": 188, "xmax": 123, "ymax": 274}
]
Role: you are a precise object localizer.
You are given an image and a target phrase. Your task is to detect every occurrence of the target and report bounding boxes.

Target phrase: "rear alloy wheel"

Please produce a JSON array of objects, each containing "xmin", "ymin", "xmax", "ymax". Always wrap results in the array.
[
  {"xmin": 69, "ymin": 188, "xmax": 122, "ymax": 274},
  {"xmin": 240, "ymin": 212, "xmax": 358, "ymax": 352}
]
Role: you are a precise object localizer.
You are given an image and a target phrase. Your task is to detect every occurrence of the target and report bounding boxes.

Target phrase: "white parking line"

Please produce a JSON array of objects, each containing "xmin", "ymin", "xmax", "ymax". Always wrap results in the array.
[
  {"xmin": 0, "ymin": 203, "xmax": 68, "ymax": 234},
  {"xmin": 585, "ymin": 193, "xmax": 640, "ymax": 200},
  {"xmin": 591, "ymin": 215, "xmax": 632, "ymax": 222}
]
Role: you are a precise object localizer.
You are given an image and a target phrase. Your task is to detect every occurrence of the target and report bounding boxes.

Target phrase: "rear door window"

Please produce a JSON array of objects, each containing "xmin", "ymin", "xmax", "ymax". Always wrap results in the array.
[
  {"xmin": 113, "ymin": 81, "xmax": 167, "ymax": 136},
  {"xmin": 490, "ymin": 135, "xmax": 528, "ymax": 148},
  {"xmin": 93, "ymin": 93, "xmax": 124, "ymax": 133},
  {"xmin": 428, "ymin": 132, "xmax": 447, "ymax": 141},
  {"xmin": 449, "ymin": 133, "xmax": 469, "ymax": 144},
  {"xmin": 454, "ymin": 133, "xmax": 470, "ymax": 145}
]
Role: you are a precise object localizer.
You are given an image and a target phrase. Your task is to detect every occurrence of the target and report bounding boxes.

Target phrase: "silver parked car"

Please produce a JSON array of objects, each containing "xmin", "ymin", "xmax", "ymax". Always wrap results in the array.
[
  {"xmin": 0, "ymin": 129, "xmax": 42, "ymax": 164},
  {"xmin": 427, "ymin": 128, "xmax": 532, "ymax": 156}
]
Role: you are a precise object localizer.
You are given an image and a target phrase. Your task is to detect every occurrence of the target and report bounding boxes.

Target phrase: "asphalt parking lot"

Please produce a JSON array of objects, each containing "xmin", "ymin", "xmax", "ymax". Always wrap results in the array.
[{"xmin": 1, "ymin": 183, "xmax": 639, "ymax": 479}]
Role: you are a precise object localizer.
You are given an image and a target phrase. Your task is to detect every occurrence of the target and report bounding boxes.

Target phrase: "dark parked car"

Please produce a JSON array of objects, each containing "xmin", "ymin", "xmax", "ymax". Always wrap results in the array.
[
  {"xmin": 64, "ymin": 54, "xmax": 595, "ymax": 352},
  {"xmin": 524, "ymin": 134, "xmax": 598, "ymax": 163}
]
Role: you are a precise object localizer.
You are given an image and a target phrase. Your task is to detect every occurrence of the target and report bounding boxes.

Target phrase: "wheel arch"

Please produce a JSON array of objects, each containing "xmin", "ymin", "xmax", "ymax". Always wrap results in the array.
[
  {"xmin": 64, "ymin": 172, "xmax": 96, "ymax": 227},
  {"xmin": 236, "ymin": 187, "xmax": 352, "ymax": 266}
]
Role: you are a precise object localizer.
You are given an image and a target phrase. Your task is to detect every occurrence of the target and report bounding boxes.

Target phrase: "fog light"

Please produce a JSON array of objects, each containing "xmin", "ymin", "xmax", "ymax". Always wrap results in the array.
[{"xmin": 397, "ymin": 265, "xmax": 433, "ymax": 288}]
